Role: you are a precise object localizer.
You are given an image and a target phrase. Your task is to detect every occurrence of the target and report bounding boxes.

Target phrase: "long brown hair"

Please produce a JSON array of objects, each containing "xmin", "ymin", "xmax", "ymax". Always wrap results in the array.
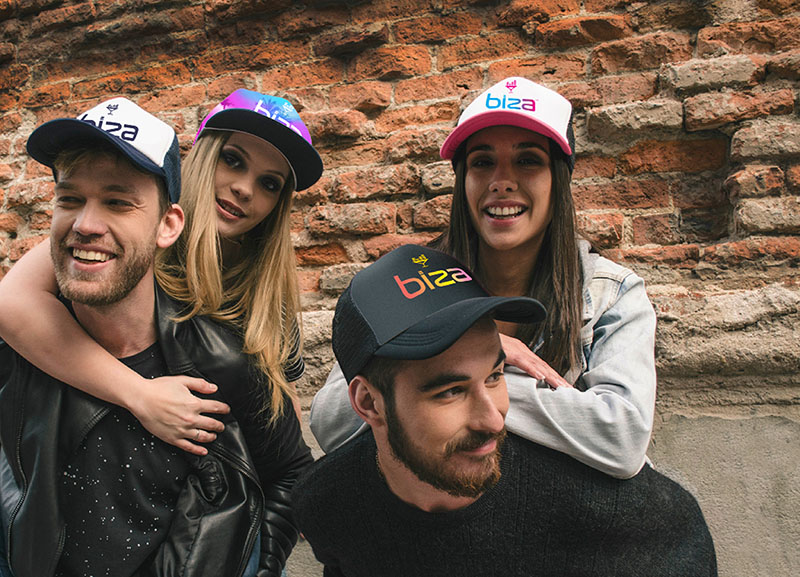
[
  {"xmin": 155, "ymin": 131, "xmax": 301, "ymax": 422},
  {"xmin": 434, "ymin": 144, "xmax": 582, "ymax": 376}
]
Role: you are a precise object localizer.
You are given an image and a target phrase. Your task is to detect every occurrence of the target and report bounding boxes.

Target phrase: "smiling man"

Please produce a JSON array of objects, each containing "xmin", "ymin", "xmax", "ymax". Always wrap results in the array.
[{"xmin": 293, "ymin": 244, "xmax": 717, "ymax": 577}]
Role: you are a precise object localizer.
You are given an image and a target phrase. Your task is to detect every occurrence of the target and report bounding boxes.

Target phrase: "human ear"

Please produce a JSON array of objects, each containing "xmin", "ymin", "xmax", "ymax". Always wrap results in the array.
[
  {"xmin": 157, "ymin": 203, "xmax": 185, "ymax": 249},
  {"xmin": 349, "ymin": 376, "xmax": 385, "ymax": 428}
]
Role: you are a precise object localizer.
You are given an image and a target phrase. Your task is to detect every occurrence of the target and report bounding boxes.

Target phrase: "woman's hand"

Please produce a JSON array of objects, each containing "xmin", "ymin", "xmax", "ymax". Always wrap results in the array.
[
  {"xmin": 125, "ymin": 376, "xmax": 231, "ymax": 456},
  {"xmin": 499, "ymin": 333, "xmax": 573, "ymax": 389}
]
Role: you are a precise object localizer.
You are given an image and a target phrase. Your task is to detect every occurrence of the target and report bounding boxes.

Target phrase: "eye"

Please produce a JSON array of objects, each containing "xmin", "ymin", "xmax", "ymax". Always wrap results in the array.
[
  {"xmin": 467, "ymin": 154, "xmax": 494, "ymax": 169},
  {"xmin": 435, "ymin": 386, "xmax": 465, "ymax": 400},
  {"xmin": 54, "ymin": 194, "xmax": 82, "ymax": 207},
  {"xmin": 221, "ymin": 149, "xmax": 243, "ymax": 169},
  {"xmin": 259, "ymin": 175, "xmax": 283, "ymax": 193},
  {"xmin": 517, "ymin": 151, "xmax": 549, "ymax": 167},
  {"xmin": 106, "ymin": 198, "xmax": 134, "ymax": 209},
  {"xmin": 486, "ymin": 370, "xmax": 505, "ymax": 387}
]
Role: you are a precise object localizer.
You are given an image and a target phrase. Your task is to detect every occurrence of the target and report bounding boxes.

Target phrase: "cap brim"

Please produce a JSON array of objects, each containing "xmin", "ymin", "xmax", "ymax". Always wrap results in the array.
[
  {"xmin": 374, "ymin": 295, "xmax": 546, "ymax": 361},
  {"xmin": 203, "ymin": 109, "xmax": 323, "ymax": 191},
  {"xmin": 26, "ymin": 118, "xmax": 166, "ymax": 180},
  {"xmin": 440, "ymin": 110, "xmax": 572, "ymax": 160}
]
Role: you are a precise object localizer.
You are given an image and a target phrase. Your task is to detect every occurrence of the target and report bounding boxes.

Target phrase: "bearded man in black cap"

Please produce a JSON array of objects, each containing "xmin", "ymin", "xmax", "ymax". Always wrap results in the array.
[{"xmin": 293, "ymin": 244, "xmax": 717, "ymax": 577}]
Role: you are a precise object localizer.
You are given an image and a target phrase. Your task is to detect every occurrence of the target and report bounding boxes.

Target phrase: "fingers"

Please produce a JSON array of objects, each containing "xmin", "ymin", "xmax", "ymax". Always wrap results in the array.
[
  {"xmin": 196, "ymin": 398, "xmax": 231, "ymax": 415},
  {"xmin": 183, "ymin": 377, "xmax": 220, "ymax": 395},
  {"xmin": 175, "ymin": 438, "xmax": 209, "ymax": 456},
  {"xmin": 195, "ymin": 415, "xmax": 225, "ymax": 433}
]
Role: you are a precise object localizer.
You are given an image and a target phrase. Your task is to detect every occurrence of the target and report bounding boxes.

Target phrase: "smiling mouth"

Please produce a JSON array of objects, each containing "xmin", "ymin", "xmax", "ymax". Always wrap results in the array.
[
  {"xmin": 72, "ymin": 248, "xmax": 112, "ymax": 263},
  {"xmin": 484, "ymin": 205, "xmax": 526, "ymax": 219},
  {"xmin": 217, "ymin": 198, "xmax": 245, "ymax": 218}
]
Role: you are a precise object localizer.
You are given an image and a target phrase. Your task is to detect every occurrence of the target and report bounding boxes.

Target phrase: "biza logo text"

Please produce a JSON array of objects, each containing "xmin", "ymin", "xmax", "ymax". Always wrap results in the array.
[
  {"xmin": 485, "ymin": 92, "xmax": 536, "ymax": 112},
  {"xmin": 394, "ymin": 268, "xmax": 473, "ymax": 299},
  {"xmin": 79, "ymin": 114, "xmax": 139, "ymax": 142}
]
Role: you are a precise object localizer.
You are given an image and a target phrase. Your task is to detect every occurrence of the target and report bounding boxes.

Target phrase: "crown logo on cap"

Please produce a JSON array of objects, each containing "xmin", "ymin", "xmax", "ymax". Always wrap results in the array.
[
  {"xmin": 107, "ymin": 104, "xmax": 119, "ymax": 114},
  {"xmin": 505, "ymin": 79, "xmax": 517, "ymax": 93},
  {"xmin": 412, "ymin": 254, "xmax": 429, "ymax": 268}
]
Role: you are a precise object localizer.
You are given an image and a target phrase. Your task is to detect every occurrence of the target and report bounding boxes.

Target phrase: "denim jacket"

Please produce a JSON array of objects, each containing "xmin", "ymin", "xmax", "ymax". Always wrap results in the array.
[{"xmin": 310, "ymin": 240, "xmax": 657, "ymax": 479}]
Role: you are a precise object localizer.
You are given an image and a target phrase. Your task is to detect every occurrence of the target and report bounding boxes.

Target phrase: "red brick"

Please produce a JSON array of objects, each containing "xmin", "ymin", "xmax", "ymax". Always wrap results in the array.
[
  {"xmin": 323, "ymin": 140, "xmax": 391, "ymax": 168},
  {"xmin": 203, "ymin": 0, "xmax": 294, "ymax": 20},
  {"xmin": 757, "ymin": 0, "xmax": 797, "ymax": 15},
  {"xmin": 413, "ymin": 195, "xmax": 452, "ymax": 230},
  {"xmin": 538, "ymin": 16, "xmax": 629, "ymax": 48},
  {"xmin": 0, "ymin": 212, "xmax": 24, "ymax": 233},
  {"xmin": 626, "ymin": 0, "xmax": 712, "ymax": 32},
  {"xmin": 0, "ymin": 163, "xmax": 15, "ymax": 185},
  {"xmin": 73, "ymin": 63, "xmax": 192, "ymax": 99},
  {"xmin": 297, "ymin": 268, "xmax": 322, "ymax": 294},
  {"xmin": 697, "ymin": 18, "xmax": 800, "ymax": 57},
  {"xmin": 351, "ymin": 0, "xmax": 438, "ymax": 24},
  {"xmin": 138, "ymin": 85, "xmax": 206, "ymax": 113},
  {"xmin": 20, "ymin": 82, "xmax": 70, "ymax": 109},
  {"xmin": 0, "ymin": 112, "xmax": 21, "ymax": 134},
  {"xmin": 702, "ymin": 237, "xmax": 800, "ymax": 265},
  {"xmin": 375, "ymin": 101, "xmax": 459, "ymax": 134},
  {"xmin": 250, "ymin": 40, "xmax": 311, "ymax": 69},
  {"xmin": 672, "ymin": 175, "xmax": 727, "ymax": 209},
  {"xmin": 8, "ymin": 235, "xmax": 47, "ymax": 262},
  {"xmin": 307, "ymin": 203, "xmax": 397, "ymax": 236},
  {"xmin": 363, "ymin": 232, "xmax": 440, "ymax": 259},
  {"xmin": 591, "ymin": 32, "xmax": 692, "ymax": 74},
  {"xmin": 786, "ymin": 164, "xmax": 800, "ymax": 193},
  {"xmin": 314, "ymin": 24, "xmax": 389, "ymax": 58},
  {"xmin": 294, "ymin": 176, "xmax": 331, "ymax": 207},
  {"xmin": 262, "ymin": 59, "xmax": 345, "ymax": 90},
  {"xmin": 394, "ymin": 13, "xmax": 483, "ymax": 44},
  {"xmin": 608, "ymin": 244, "xmax": 700, "ymax": 268},
  {"xmin": 724, "ymin": 165, "xmax": 784, "ymax": 200},
  {"xmin": 632, "ymin": 213, "xmax": 679, "ymax": 245},
  {"xmin": 273, "ymin": 6, "xmax": 349, "ymax": 36},
  {"xmin": 304, "ymin": 109, "xmax": 368, "ymax": 143},
  {"xmin": 573, "ymin": 155, "xmax": 617, "ymax": 180},
  {"xmin": 0, "ymin": 64, "xmax": 29, "ymax": 92},
  {"xmin": 385, "ymin": 127, "xmax": 450, "ymax": 163},
  {"xmin": 397, "ymin": 202, "xmax": 414, "ymax": 230},
  {"xmin": 28, "ymin": 209, "xmax": 53, "ymax": 231},
  {"xmin": 329, "ymin": 81, "xmax": 392, "ymax": 113},
  {"xmin": 349, "ymin": 45, "xmax": 432, "ymax": 81},
  {"xmin": 7, "ymin": 180, "xmax": 53, "ymax": 208},
  {"xmin": 439, "ymin": 31, "xmax": 527, "ymax": 71},
  {"xmin": 584, "ymin": 0, "xmax": 627, "ymax": 10},
  {"xmin": 32, "ymin": 2, "xmax": 96, "ymax": 34},
  {"xmin": 619, "ymin": 139, "xmax": 728, "ymax": 175},
  {"xmin": 685, "ymin": 89, "xmax": 795, "ymax": 131},
  {"xmin": 767, "ymin": 49, "xmax": 800, "ymax": 80},
  {"xmin": 487, "ymin": 54, "xmax": 587, "ymax": 83},
  {"xmin": 295, "ymin": 243, "xmax": 349, "ymax": 266},
  {"xmin": 497, "ymin": 0, "xmax": 580, "ymax": 26},
  {"xmin": 559, "ymin": 72, "xmax": 657, "ymax": 110},
  {"xmin": 574, "ymin": 178, "xmax": 671, "ymax": 211},
  {"xmin": 395, "ymin": 69, "xmax": 483, "ymax": 104},
  {"xmin": 332, "ymin": 164, "xmax": 419, "ymax": 203},
  {"xmin": 577, "ymin": 212, "xmax": 623, "ymax": 248}
]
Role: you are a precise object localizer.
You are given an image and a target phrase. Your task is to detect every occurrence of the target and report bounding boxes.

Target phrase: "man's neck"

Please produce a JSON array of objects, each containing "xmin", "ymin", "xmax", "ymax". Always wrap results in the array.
[
  {"xmin": 71, "ymin": 277, "xmax": 158, "ymax": 359},
  {"xmin": 376, "ymin": 443, "xmax": 482, "ymax": 513}
]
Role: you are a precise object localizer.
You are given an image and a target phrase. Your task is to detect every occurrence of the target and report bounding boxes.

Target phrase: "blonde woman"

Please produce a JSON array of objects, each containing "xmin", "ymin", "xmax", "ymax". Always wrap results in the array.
[{"xmin": 0, "ymin": 89, "xmax": 323, "ymax": 455}]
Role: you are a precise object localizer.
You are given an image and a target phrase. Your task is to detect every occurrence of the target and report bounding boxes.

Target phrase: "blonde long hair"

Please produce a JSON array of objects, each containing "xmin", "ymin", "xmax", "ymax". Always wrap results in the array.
[{"xmin": 155, "ymin": 131, "xmax": 301, "ymax": 422}]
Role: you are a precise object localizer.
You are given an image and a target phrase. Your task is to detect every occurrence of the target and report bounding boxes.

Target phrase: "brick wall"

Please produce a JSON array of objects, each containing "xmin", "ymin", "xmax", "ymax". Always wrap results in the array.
[{"xmin": 1, "ymin": 2, "xmax": 799, "ymax": 575}]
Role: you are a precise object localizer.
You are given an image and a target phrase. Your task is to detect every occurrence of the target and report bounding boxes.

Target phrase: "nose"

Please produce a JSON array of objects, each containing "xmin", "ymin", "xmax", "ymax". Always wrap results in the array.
[
  {"xmin": 469, "ymin": 385, "xmax": 507, "ymax": 435},
  {"xmin": 230, "ymin": 174, "xmax": 254, "ymax": 201},
  {"xmin": 72, "ymin": 202, "xmax": 108, "ymax": 237},
  {"xmin": 489, "ymin": 161, "xmax": 517, "ymax": 194}
]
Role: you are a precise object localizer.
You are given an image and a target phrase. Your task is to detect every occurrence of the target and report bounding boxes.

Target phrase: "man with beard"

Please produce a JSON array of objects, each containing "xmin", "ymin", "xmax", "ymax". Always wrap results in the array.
[
  {"xmin": 293, "ymin": 244, "xmax": 717, "ymax": 577},
  {"xmin": 0, "ymin": 98, "xmax": 310, "ymax": 577}
]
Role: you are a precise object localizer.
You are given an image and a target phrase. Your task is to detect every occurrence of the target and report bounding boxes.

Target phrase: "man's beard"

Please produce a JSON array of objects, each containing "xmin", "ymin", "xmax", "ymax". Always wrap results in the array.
[
  {"xmin": 384, "ymin": 400, "xmax": 505, "ymax": 498},
  {"xmin": 52, "ymin": 234, "xmax": 155, "ymax": 306}
]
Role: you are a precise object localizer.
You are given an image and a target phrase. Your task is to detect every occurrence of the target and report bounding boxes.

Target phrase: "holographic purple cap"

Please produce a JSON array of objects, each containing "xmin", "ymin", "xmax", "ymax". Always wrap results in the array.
[{"xmin": 195, "ymin": 89, "xmax": 323, "ymax": 191}]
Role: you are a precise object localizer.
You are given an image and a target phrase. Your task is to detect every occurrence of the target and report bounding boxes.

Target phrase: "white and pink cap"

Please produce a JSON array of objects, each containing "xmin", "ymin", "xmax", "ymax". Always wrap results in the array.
[{"xmin": 440, "ymin": 77, "xmax": 574, "ymax": 170}]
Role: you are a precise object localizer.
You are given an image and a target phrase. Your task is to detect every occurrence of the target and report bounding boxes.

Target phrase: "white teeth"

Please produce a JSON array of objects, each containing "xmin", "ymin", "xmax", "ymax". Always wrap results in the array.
[
  {"xmin": 73, "ymin": 249, "xmax": 111, "ymax": 262},
  {"xmin": 486, "ymin": 206, "xmax": 524, "ymax": 217}
]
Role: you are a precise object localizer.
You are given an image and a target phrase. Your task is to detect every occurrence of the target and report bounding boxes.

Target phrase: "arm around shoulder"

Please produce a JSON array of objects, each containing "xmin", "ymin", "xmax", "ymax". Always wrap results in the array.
[{"xmin": 505, "ymin": 271, "xmax": 657, "ymax": 478}]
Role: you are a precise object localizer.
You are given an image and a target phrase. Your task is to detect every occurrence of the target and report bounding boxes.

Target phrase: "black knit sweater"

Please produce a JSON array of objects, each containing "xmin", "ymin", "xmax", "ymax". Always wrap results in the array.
[{"xmin": 293, "ymin": 433, "xmax": 716, "ymax": 577}]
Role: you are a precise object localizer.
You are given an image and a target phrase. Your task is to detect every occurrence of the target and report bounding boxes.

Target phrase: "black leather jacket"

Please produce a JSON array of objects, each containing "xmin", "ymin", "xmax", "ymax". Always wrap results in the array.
[{"xmin": 0, "ymin": 284, "xmax": 313, "ymax": 577}]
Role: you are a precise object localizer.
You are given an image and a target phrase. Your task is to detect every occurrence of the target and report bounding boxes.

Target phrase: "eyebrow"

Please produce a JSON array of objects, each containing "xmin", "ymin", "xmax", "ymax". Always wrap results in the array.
[
  {"xmin": 54, "ymin": 181, "xmax": 138, "ymax": 195},
  {"xmin": 466, "ymin": 141, "xmax": 549, "ymax": 157},
  {"xmin": 418, "ymin": 348, "xmax": 506, "ymax": 393}
]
